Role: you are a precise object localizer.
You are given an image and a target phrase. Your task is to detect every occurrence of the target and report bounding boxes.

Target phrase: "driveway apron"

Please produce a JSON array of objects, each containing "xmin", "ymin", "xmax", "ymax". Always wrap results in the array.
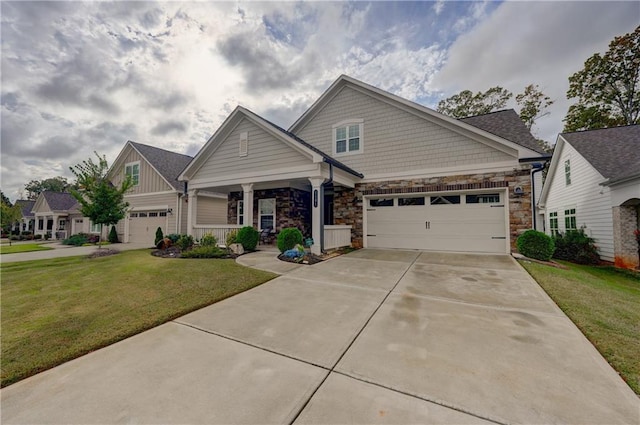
[{"xmin": 2, "ymin": 249, "xmax": 639, "ymax": 424}]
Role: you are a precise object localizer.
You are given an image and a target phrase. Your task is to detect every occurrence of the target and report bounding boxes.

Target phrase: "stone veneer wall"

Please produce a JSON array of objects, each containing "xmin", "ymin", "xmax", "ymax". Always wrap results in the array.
[
  {"xmin": 333, "ymin": 169, "xmax": 532, "ymax": 252},
  {"xmin": 227, "ymin": 188, "xmax": 311, "ymax": 237},
  {"xmin": 612, "ymin": 205, "xmax": 640, "ymax": 269}
]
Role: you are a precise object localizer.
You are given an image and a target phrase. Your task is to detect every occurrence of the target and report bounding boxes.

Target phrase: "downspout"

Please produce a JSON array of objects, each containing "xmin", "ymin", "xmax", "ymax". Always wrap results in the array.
[
  {"xmin": 530, "ymin": 162, "xmax": 546, "ymax": 231},
  {"xmin": 320, "ymin": 161, "xmax": 334, "ymax": 253}
]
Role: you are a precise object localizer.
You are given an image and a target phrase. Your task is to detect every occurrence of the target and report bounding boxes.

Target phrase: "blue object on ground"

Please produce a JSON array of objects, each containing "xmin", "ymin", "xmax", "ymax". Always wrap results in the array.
[{"xmin": 284, "ymin": 249, "xmax": 302, "ymax": 258}]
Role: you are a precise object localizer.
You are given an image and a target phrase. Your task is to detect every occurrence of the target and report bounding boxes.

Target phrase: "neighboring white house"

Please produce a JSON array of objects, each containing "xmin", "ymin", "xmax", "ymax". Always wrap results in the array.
[
  {"xmin": 179, "ymin": 75, "xmax": 549, "ymax": 255},
  {"xmin": 538, "ymin": 125, "xmax": 640, "ymax": 268}
]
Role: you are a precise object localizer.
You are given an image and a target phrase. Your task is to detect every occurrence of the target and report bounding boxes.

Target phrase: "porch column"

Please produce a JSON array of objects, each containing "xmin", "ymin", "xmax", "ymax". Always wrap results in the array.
[
  {"xmin": 187, "ymin": 189, "xmax": 198, "ymax": 236},
  {"xmin": 241, "ymin": 183, "xmax": 254, "ymax": 228},
  {"xmin": 309, "ymin": 178, "xmax": 324, "ymax": 255}
]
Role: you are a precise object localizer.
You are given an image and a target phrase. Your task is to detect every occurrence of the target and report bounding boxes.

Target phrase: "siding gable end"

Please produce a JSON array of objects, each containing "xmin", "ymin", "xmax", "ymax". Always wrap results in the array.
[{"xmin": 110, "ymin": 144, "xmax": 173, "ymax": 195}]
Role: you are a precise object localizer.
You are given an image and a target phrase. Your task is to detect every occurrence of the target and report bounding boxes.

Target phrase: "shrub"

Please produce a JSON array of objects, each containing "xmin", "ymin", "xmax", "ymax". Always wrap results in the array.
[
  {"xmin": 9, "ymin": 235, "xmax": 19, "ymax": 241},
  {"xmin": 180, "ymin": 246, "xmax": 227, "ymax": 258},
  {"xmin": 88, "ymin": 234, "xmax": 100, "ymax": 244},
  {"xmin": 277, "ymin": 227, "xmax": 304, "ymax": 253},
  {"xmin": 236, "ymin": 226, "xmax": 259, "ymax": 251},
  {"xmin": 22, "ymin": 231, "xmax": 32, "ymax": 236},
  {"xmin": 108, "ymin": 226, "xmax": 119, "ymax": 243},
  {"xmin": 516, "ymin": 229, "xmax": 555, "ymax": 261},
  {"xmin": 34, "ymin": 234, "xmax": 42, "ymax": 240},
  {"xmin": 226, "ymin": 229, "xmax": 238, "ymax": 248},
  {"xmin": 553, "ymin": 229, "xmax": 600, "ymax": 265},
  {"xmin": 200, "ymin": 233, "xmax": 217, "ymax": 247},
  {"xmin": 154, "ymin": 227, "xmax": 164, "ymax": 245},
  {"xmin": 166, "ymin": 233, "xmax": 181, "ymax": 243},
  {"xmin": 63, "ymin": 233, "xmax": 89, "ymax": 246},
  {"xmin": 176, "ymin": 234, "xmax": 194, "ymax": 251}
]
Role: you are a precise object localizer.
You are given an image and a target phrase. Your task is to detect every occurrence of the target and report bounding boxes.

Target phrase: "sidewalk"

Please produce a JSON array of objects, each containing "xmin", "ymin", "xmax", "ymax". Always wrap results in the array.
[
  {"xmin": 0, "ymin": 242, "xmax": 152, "ymax": 263},
  {"xmin": 235, "ymin": 247, "xmax": 302, "ymax": 274}
]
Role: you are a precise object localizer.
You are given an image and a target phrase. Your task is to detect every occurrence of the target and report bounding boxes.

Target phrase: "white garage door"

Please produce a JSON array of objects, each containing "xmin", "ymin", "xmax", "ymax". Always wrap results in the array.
[
  {"xmin": 366, "ymin": 192, "xmax": 507, "ymax": 253},
  {"xmin": 129, "ymin": 211, "xmax": 167, "ymax": 245}
]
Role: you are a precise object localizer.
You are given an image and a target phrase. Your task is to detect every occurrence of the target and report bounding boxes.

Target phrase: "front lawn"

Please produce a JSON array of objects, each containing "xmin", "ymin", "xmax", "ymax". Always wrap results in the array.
[
  {"xmin": 1, "ymin": 250, "xmax": 277, "ymax": 387},
  {"xmin": 520, "ymin": 260, "xmax": 640, "ymax": 394},
  {"xmin": 0, "ymin": 243, "xmax": 53, "ymax": 254}
]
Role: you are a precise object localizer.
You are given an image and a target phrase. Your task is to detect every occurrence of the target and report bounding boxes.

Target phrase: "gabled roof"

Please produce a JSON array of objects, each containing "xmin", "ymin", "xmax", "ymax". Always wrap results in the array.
[
  {"xmin": 41, "ymin": 191, "xmax": 78, "ymax": 211},
  {"xmin": 560, "ymin": 125, "xmax": 640, "ymax": 183},
  {"xmin": 128, "ymin": 141, "xmax": 193, "ymax": 191},
  {"xmin": 289, "ymin": 74, "xmax": 543, "ymax": 159},
  {"xmin": 460, "ymin": 110, "xmax": 545, "ymax": 154},
  {"xmin": 14, "ymin": 200, "xmax": 35, "ymax": 218},
  {"xmin": 180, "ymin": 106, "xmax": 363, "ymax": 181}
]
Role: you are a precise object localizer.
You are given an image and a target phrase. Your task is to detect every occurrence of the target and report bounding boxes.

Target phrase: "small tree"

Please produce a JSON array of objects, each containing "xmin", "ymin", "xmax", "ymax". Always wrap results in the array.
[
  {"xmin": 109, "ymin": 225, "xmax": 119, "ymax": 243},
  {"xmin": 70, "ymin": 152, "xmax": 132, "ymax": 248},
  {"xmin": 154, "ymin": 227, "xmax": 164, "ymax": 245},
  {"xmin": 1, "ymin": 203, "xmax": 22, "ymax": 246}
]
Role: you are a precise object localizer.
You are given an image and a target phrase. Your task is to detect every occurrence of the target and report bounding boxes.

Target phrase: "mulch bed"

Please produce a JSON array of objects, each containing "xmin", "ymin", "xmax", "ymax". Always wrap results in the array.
[
  {"xmin": 277, "ymin": 252, "xmax": 324, "ymax": 265},
  {"xmin": 88, "ymin": 249, "xmax": 121, "ymax": 259},
  {"xmin": 151, "ymin": 246, "xmax": 238, "ymax": 259}
]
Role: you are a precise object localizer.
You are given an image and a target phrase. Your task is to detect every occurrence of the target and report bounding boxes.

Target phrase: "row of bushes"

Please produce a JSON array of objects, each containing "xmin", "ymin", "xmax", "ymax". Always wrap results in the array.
[
  {"xmin": 63, "ymin": 233, "xmax": 101, "ymax": 246},
  {"xmin": 517, "ymin": 228, "xmax": 599, "ymax": 264},
  {"xmin": 7, "ymin": 233, "xmax": 44, "ymax": 241}
]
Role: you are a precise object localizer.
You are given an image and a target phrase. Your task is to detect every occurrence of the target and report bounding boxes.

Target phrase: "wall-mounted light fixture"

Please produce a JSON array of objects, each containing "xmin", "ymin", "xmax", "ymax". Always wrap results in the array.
[
  {"xmin": 166, "ymin": 208, "xmax": 173, "ymax": 215},
  {"xmin": 513, "ymin": 186, "xmax": 524, "ymax": 196}
]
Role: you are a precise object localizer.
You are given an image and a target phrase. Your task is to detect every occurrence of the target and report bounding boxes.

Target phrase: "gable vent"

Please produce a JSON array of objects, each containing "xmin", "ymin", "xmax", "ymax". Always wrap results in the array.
[{"xmin": 239, "ymin": 132, "xmax": 248, "ymax": 157}]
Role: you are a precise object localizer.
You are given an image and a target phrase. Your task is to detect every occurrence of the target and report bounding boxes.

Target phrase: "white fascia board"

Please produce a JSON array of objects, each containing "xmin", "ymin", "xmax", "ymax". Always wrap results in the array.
[
  {"xmin": 197, "ymin": 191, "xmax": 228, "ymax": 199},
  {"xmin": 320, "ymin": 165, "xmax": 359, "ymax": 188},
  {"xmin": 537, "ymin": 135, "xmax": 565, "ymax": 207},
  {"xmin": 129, "ymin": 205, "xmax": 170, "ymax": 212},
  {"xmin": 187, "ymin": 163, "xmax": 322, "ymax": 189},
  {"xmin": 361, "ymin": 161, "xmax": 517, "ymax": 183}
]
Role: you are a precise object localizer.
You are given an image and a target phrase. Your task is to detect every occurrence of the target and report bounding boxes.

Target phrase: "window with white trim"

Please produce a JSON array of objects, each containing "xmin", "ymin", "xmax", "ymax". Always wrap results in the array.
[
  {"xmin": 549, "ymin": 211, "xmax": 559, "ymax": 236},
  {"xmin": 564, "ymin": 159, "xmax": 571, "ymax": 186},
  {"xmin": 564, "ymin": 208, "xmax": 576, "ymax": 231},
  {"xmin": 333, "ymin": 120, "xmax": 363, "ymax": 155},
  {"xmin": 258, "ymin": 198, "xmax": 275, "ymax": 230},
  {"xmin": 125, "ymin": 161, "xmax": 140, "ymax": 186},
  {"xmin": 89, "ymin": 221, "xmax": 101, "ymax": 233},
  {"xmin": 237, "ymin": 200, "xmax": 244, "ymax": 225}
]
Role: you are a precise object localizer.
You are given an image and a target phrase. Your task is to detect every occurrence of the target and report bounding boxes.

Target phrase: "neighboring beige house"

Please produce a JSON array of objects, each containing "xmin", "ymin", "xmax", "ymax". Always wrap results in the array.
[
  {"xmin": 539, "ymin": 125, "xmax": 640, "ymax": 269},
  {"xmin": 31, "ymin": 191, "xmax": 98, "ymax": 240},
  {"xmin": 179, "ymin": 75, "xmax": 549, "ymax": 255},
  {"xmin": 108, "ymin": 141, "xmax": 227, "ymax": 245}
]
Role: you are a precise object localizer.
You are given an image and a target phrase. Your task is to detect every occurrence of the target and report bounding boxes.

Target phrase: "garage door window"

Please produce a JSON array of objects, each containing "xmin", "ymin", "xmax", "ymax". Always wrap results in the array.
[
  {"xmin": 398, "ymin": 197, "xmax": 425, "ymax": 206},
  {"xmin": 430, "ymin": 195, "xmax": 460, "ymax": 205},
  {"xmin": 139, "ymin": 212, "xmax": 147, "ymax": 217},
  {"xmin": 370, "ymin": 198, "xmax": 394, "ymax": 207},
  {"xmin": 466, "ymin": 193, "xmax": 500, "ymax": 204}
]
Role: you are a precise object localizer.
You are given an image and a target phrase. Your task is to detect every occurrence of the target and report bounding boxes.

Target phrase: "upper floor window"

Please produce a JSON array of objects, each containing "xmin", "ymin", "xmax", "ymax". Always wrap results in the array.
[
  {"xmin": 333, "ymin": 120, "xmax": 363, "ymax": 156},
  {"xmin": 564, "ymin": 159, "xmax": 571, "ymax": 186},
  {"xmin": 125, "ymin": 161, "xmax": 140, "ymax": 186}
]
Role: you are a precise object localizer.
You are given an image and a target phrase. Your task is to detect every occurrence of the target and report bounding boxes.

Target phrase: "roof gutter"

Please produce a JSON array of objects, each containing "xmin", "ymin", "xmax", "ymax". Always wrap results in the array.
[{"xmin": 519, "ymin": 154, "xmax": 552, "ymax": 163}]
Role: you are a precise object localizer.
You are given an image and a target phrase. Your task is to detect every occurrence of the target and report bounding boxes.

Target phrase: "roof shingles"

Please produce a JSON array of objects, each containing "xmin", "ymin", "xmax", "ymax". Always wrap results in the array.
[
  {"xmin": 129, "ymin": 142, "xmax": 193, "ymax": 191},
  {"xmin": 561, "ymin": 125, "xmax": 640, "ymax": 182}
]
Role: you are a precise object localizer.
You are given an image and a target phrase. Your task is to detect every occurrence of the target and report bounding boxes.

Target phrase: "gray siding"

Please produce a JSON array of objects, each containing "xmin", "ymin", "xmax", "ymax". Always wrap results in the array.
[
  {"xmin": 112, "ymin": 146, "xmax": 173, "ymax": 194},
  {"xmin": 296, "ymin": 86, "xmax": 514, "ymax": 176},
  {"xmin": 192, "ymin": 118, "xmax": 310, "ymax": 180},
  {"xmin": 197, "ymin": 197, "xmax": 227, "ymax": 224},
  {"xmin": 544, "ymin": 141, "xmax": 614, "ymax": 261}
]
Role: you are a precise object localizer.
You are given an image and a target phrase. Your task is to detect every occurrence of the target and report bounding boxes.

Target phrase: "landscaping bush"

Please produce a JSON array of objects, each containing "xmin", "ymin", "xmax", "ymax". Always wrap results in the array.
[
  {"xmin": 154, "ymin": 227, "xmax": 164, "ymax": 245},
  {"xmin": 226, "ymin": 229, "xmax": 238, "ymax": 247},
  {"xmin": 236, "ymin": 226, "xmax": 259, "ymax": 251},
  {"xmin": 180, "ymin": 246, "xmax": 227, "ymax": 258},
  {"xmin": 277, "ymin": 227, "xmax": 304, "ymax": 253},
  {"xmin": 166, "ymin": 233, "xmax": 181, "ymax": 244},
  {"xmin": 108, "ymin": 226, "xmax": 119, "ymax": 243},
  {"xmin": 34, "ymin": 234, "xmax": 42, "ymax": 240},
  {"xmin": 176, "ymin": 234, "xmax": 194, "ymax": 251},
  {"xmin": 553, "ymin": 229, "xmax": 600, "ymax": 265},
  {"xmin": 516, "ymin": 229, "xmax": 555, "ymax": 261},
  {"xmin": 87, "ymin": 234, "xmax": 100, "ymax": 244},
  {"xmin": 200, "ymin": 233, "xmax": 217, "ymax": 247},
  {"xmin": 63, "ymin": 233, "xmax": 89, "ymax": 246}
]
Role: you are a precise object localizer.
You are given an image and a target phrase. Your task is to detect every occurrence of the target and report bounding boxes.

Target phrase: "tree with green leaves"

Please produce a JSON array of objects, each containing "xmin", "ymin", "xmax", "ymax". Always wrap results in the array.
[
  {"xmin": 1, "ymin": 202, "xmax": 22, "ymax": 245},
  {"xmin": 437, "ymin": 86, "xmax": 512, "ymax": 118},
  {"xmin": 69, "ymin": 152, "xmax": 133, "ymax": 247},
  {"xmin": 24, "ymin": 176, "xmax": 73, "ymax": 200},
  {"xmin": 1, "ymin": 191, "xmax": 11, "ymax": 206},
  {"xmin": 516, "ymin": 84, "xmax": 554, "ymax": 130},
  {"xmin": 564, "ymin": 26, "xmax": 640, "ymax": 132}
]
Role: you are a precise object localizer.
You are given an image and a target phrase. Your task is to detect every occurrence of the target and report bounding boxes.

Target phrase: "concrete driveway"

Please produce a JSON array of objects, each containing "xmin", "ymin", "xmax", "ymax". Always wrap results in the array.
[{"xmin": 2, "ymin": 249, "xmax": 638, "ymax": 424}]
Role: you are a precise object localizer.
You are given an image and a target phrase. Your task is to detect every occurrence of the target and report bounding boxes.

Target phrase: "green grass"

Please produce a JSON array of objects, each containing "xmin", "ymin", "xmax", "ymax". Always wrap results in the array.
[
  {"xmin": 520, "ymin": 260, "xmax": 640, "ymax": 394},
  {"xmin": 1, "ymin": 250, "xmax": 277, "ymax": 387},
  {"xmin": 0, "ymin": 243, "xmax": 53, "ymax": 254}
]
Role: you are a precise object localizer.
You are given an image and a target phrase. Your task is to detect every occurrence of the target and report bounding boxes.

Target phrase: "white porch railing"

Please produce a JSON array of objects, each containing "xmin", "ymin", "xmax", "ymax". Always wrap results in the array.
[
  {"xmin": 324, "ymin": 225, "xmax": 352, "ymax": 250},
  {"xmin": 193, "ymin": 224, "xmax": 243, "ymax": 245}
]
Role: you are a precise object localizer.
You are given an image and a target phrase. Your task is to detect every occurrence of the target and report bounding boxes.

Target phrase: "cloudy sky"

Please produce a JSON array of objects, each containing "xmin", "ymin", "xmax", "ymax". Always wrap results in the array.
[{"xmin": 1, "ymin": 1, "xmax": 637, "ymax": 201}]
